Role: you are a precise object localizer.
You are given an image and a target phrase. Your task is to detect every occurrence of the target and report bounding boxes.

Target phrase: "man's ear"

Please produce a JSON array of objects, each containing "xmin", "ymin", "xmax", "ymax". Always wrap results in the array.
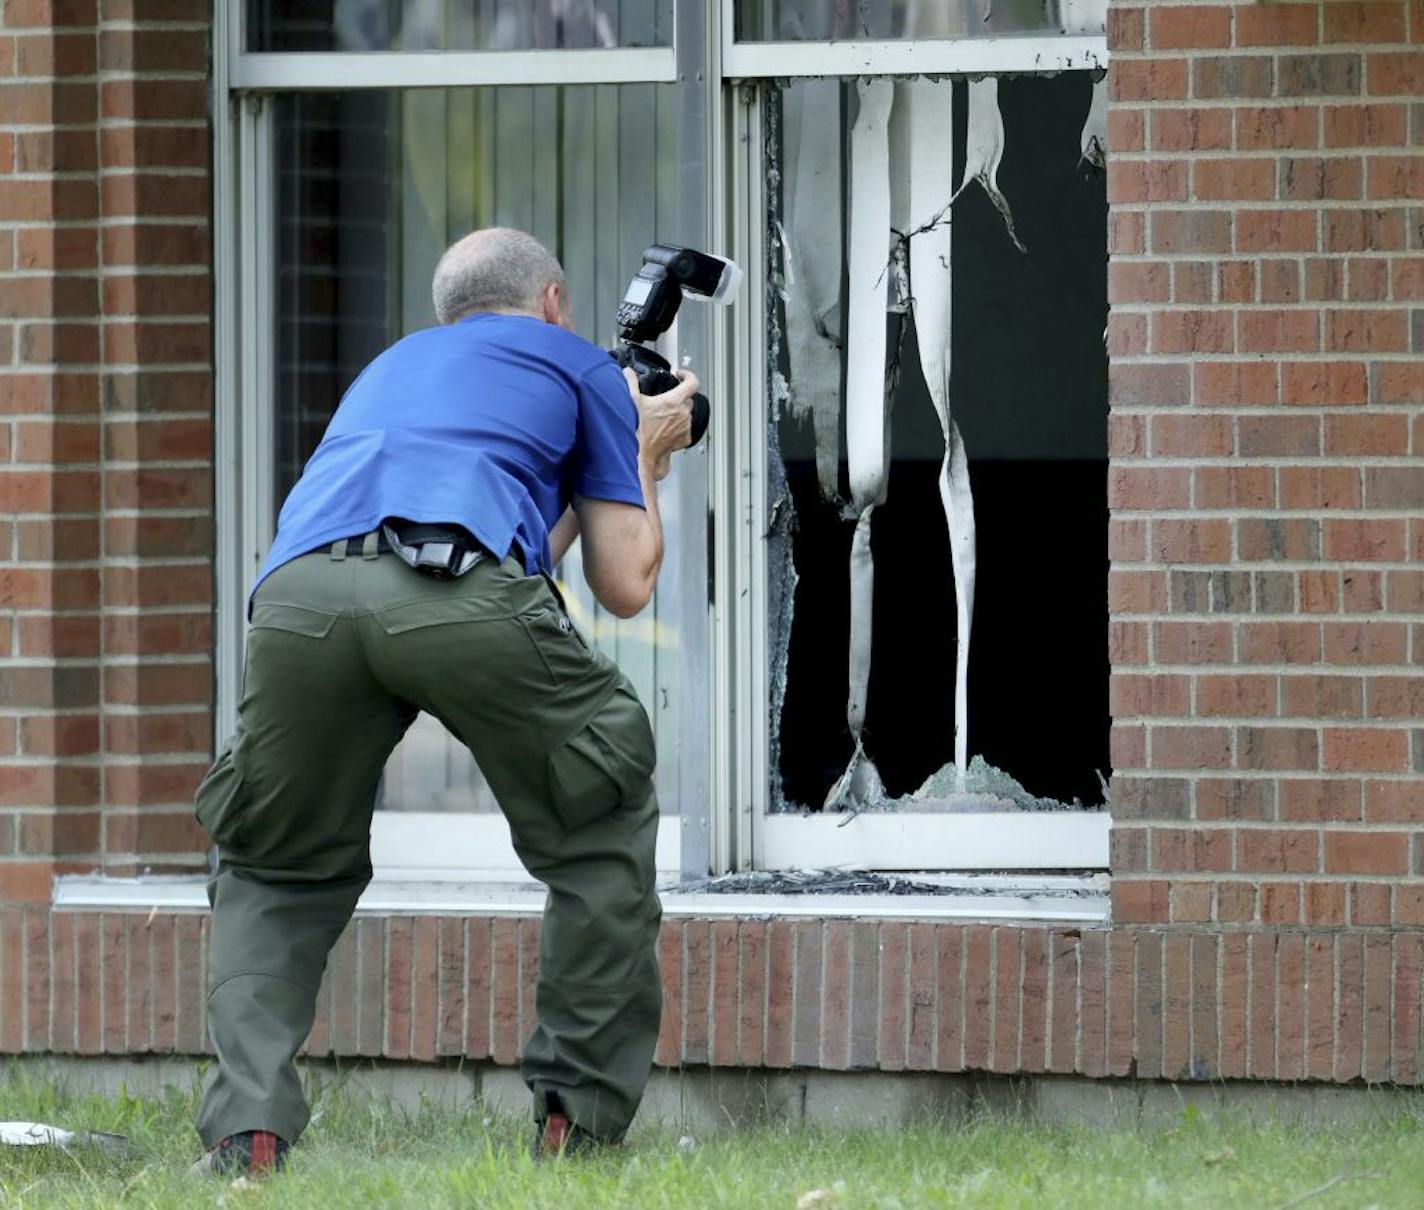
[{"xmin": 540, "ymin": 281, "xmax": 563, "ymax": 326}]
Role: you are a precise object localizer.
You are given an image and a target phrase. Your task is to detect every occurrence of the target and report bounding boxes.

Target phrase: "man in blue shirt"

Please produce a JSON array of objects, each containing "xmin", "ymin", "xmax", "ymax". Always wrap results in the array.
[{"xmin": 191, "ymin": 228, "xmax": 700, "ymax": 1174}]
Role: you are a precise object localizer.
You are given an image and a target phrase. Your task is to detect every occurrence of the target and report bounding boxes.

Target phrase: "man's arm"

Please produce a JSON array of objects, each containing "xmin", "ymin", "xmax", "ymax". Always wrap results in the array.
[
  {"xmin": 575, "ymin": 368, "xmax": 698, "ymax": 618},
  {"xmin": 549, "ymin": 506, "xmax": 580, "ymax": 565}
]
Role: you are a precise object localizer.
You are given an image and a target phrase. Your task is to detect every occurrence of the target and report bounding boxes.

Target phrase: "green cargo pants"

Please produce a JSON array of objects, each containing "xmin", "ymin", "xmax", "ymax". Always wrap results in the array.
[{"xmin": 193, "ymin": 540, "xmax": 663, "ymax": 1148}]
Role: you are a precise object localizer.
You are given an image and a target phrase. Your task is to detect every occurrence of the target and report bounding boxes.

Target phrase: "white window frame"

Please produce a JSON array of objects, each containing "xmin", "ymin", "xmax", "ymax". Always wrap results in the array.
[
  {"xmin": 715, "ymin": 4, "xmax": 1112, "ymax": 873},
  {"xmin": 213, "ymin": 4, "xmax": 690, "ymax": 885},
  {"xmin": 209, "ymin": 1, "xmax": 1112, "ymax": 896}
]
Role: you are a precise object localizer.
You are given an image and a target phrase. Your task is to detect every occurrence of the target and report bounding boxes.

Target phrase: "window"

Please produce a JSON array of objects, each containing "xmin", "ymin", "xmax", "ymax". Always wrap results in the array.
[{"xmin": 213, "ymin": 1, "xmax": 1110, "ymax": 891}]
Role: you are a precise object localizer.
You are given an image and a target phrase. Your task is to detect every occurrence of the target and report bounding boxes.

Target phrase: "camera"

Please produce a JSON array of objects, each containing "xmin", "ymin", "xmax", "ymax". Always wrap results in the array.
[{"xmin": 612, "ymin": 244, "xmax": 741, "ymax": 448}]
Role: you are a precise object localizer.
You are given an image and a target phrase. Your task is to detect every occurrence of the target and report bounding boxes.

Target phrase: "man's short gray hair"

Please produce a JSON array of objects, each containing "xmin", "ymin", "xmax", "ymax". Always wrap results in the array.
[{"xmin": 431, "ymin": 228, "xmax": 566, "ymax": 325}]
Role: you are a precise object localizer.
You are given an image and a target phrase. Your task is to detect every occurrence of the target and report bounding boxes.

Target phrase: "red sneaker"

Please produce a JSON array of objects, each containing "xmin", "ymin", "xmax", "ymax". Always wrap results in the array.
[{"xmin": 191, "ymin": 1130, "xmax": 290, "ymax": 1178}]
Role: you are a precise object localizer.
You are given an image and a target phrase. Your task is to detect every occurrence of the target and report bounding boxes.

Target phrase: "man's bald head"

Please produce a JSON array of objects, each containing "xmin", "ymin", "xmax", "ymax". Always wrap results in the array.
[{"xmin": 431, "ymin": 227, "xmax": 566, "ymax": 325}]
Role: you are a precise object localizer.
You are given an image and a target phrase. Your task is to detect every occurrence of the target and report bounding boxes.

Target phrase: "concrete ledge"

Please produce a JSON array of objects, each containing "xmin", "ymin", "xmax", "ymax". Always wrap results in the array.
[{"xmin": 9, "ymin": 1056, "xmax": 1424, "ymax": 1134}]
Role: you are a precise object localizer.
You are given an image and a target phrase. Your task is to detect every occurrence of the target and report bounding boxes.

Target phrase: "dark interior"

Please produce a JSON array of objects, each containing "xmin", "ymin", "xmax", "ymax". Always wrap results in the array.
[{"xmin": 774, "ymin": 72, "xmax": 1111, "ymax": 810}]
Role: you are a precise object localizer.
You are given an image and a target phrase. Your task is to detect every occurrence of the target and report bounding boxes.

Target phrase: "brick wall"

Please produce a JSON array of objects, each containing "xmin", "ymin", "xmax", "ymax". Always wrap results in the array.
[
  {"xmin": 4, "ymin": 0, "xmax": 1424, "ymax": 1086},
  {"xmin": 3, "ymin": 911, "xmax": 1422, "ymax": 1083},
  {"xmin": 0, "ymin": 0, "xmax": 213, "ymax": 904},
  {"xmin": 1106, "ymin": 0, "xmax": 1424, "ymax": 929}
]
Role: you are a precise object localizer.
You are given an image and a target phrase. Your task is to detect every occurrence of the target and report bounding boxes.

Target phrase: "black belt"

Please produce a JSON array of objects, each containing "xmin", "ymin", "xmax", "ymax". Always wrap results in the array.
[{"xmin": 342, "ymin": 531, "xmax": 392, "ymax": 557}]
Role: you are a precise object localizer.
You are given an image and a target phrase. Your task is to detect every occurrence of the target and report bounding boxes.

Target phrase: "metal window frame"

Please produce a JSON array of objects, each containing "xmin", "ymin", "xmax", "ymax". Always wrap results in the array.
[{"xmin": 722, "ymin": 64, "xmax": 1111, "ymax": 874}]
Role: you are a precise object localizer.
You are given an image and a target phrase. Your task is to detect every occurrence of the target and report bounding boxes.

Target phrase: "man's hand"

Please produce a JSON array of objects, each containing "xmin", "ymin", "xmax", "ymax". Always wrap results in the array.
[{"xmin": 623, "ymin": 367, "xmax": 700, "ymax": 482}]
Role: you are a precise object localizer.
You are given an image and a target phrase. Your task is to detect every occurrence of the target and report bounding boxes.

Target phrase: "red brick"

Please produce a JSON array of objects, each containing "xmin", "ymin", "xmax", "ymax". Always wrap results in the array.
[
  {"xmin": 1108, "ymin": 159, "xmax": 1188, "ymax": 204},
  {"xmin": 1112, "ymin": 58, "xmax": 1189, "ymax": 102},
  {"xmin": 1368, "ymin": 677, "xmax": 1424, "ymax": 719},
  {"xmin": 1305, "ymin": 936, "xmax": 1335, "ymax": 1079},
  {"xmin": 1347, "ymin": 256, "xmax": 1390, "ymax": 299},
  {"xmin": 1324, "ymin": 621, "xmax": 1407, "ymax": 664},
  {"xmin": 1238, "ymin": 309, "xmax": 1320, "ymax": 353},
  {"xmin": 1306, "ymin": 881, "xmax": 1349, "ymax": 924},
  {"xmin": 1205, "ymin": 933, "xmax": 1240, "ymax": 1079},
  {"xmin": 1325, "ymin": 206, "xmax": 1406, "ymax": 251},
  {"xmin": 1394, "ymin": 256, "xmax": 1424, "ymax": 298},
  {"xmin": 1238, "ymin": 517, "xmax": 1320, "ymax": 561},
  {"xmin": 1048, "ymin": 932, "xmax": 1079, "ymax": 1073},
  {"xmin": 1374, "ymin": 364, "xmax": 1424, "ymax": 404},
  {"xmin": 1190, "ymin": 156, "xmax": 1281, "ymax": 202},
  {"xmin": 1324, "ymin": 308, "xmax": 1408, "ymax": 351},
  {"xmin": 963, "ymin": 926, "xmax": 992, "ymax": 1070},
  {"xmin": 1324, "ymin": 727, "xmax": 1410, "ymax": 771},
  {"xmin": 1150, "ymin": 209, "xmax": 1233, "ymax": 253},
  {"xmin": 1326, "ymin": 2, "xmax": 1407, "ymax": 43},
  {"xmin": 1394, "ymin": 934, "xmax": 1422, "ymax": 1082},
  {"xmin": 1325, "ymin": 103, "xmax": 1408, "ymax": 148},
  {"xmin": 1135, "ymin": 932, "xmax": 1164, "ymax": 1077},
  {"xmin": 1237, "ymin": 105, "xmax": 1320, "ymax": 150},
  {"xmin": 1325, "ymin": 413, "xmax": 1408, "ymax": 454},
  {"xmin": 991, "ymin": 929, "xmax": 1022, "ymax": 1073},
  {"xmin": 1324, "ymin": 519, "xmax": 1407, "ymax": 561},
  {"xmin": 1107, "ymin": 6, "xmax": 1144, "ymax": 51},
  {"xmin": 1366, "ymin": 51, "xmax": 1424, "ymax": 94},
  {"xmin": 1108, "ymin": 108, "xmax": 1145, "ymax": 153},
  {"xmin": 1170, "ymin": 881, "xmax": 1212, "ymax": 922},
  {"xmin": 1241, "ymin": 209, "xmax": 1315, "ymax": 254},
  {"xmin": 1152, "ymin": 309, "xmax": 1233, "ymax": 353},
  {"xmin": 1110, "ymin": 211, "xmax": 1146, "ymax": 256},
  {"xmin": 1196, "ymin": 56, "xmax": 1277, "ymax": 102},
  {"xmin": 1196, "ymin": 774, "xmax": 1275, "ymax": 819},
  {"xmin": 1108, "ymin": 362, "xmax": 1190, "ymax": 406},
  {"xmin": 935, "ymin": 925, "xmax": 964, "ymax": 1073},
  {"xmin": 1237, "ymin": 403, "xmax": 1316, "ymax": 454},
  {"xmin": 1194, "ymin": 466, "xmax": 1274, "ymax": 510},
  {"xmin": 1162, "ymin": 932, "xmax": 1191, "ymax": 1079},
  {"xmin": 1152, "ymin": 107, "xmax": 1232, "ymax": 151},
  {"xmin": 1152, "ymin": 725, "xmax": 1232, "ymax": 769},
  {"xmin": 1151, "ymin": 5, "xmax": 1231, "ymax": 48},
  {"xmin": 906, "ymin": 923, "xmax": 936, "ymax": 1070},
  {"xmin": 1197, "ymin": 674, "xmax": 1275, "ymax": 717},
  {"xmin": 1261, "ymin": 881, "xmax": 1302, "ymax": 925},
  {"xmin": 1238, "ymin": 828, "xmax": 1320, "ymax": 873},
  {"xmin": 1235, "ymin": 3, "xmax": 1318, "ymax": 47},
  {"xmin": 1193, "ymin": 361, "xmax": 1278, "ymax": 405},
  {"xmin": 1109, "ymin": 262, "xmax": 1169, "ymax": 304},
  {"xmin": 1351, "ymin": 880, "xmax": 1392, "ymax": 926},
  {"xmin": 1280, "ymin": 361, "xmax": 1368, "ymax": 406},
  {"xmin": 1218, "ymin": 261, "xmax": 1255, "ymax": 303},
  {"xmin": 1260, "ymin": 259, "xmax": 1302, "ymax": 303},
  {"xmin": 820, "ymin": 920, "xmax": 851, "ymax": 1069},
  {"xmin": 1107, "ymin": 312, "xmax": 1147, "ymax": 357},
  {"xmin": 1240, "ymin": 622, "xmax": 1323, "ymax": 665},
  {"xmin": 1367, "ymin": 154, "xmax": 1424, "ymax": 199}
]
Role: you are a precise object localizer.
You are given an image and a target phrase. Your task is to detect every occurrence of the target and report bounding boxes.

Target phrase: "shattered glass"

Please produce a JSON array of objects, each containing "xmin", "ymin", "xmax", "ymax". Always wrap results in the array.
[
  {"xmin": 766, "ymin": 72, "xmax": 1110, "ymax": 820},
  {"xmin": 736, "ymin": 0, "xmax": 1108, "ymax": 40}
]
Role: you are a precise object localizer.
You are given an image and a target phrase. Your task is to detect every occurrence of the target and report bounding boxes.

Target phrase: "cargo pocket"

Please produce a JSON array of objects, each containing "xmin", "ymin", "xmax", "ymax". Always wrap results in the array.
[
  {"xmin": 194, "ymin": 745, "xmax": 247, "ymax": 850},
  {"xmin": 545, "ymin": 684, "xmax": 656, "ymax": 831}
]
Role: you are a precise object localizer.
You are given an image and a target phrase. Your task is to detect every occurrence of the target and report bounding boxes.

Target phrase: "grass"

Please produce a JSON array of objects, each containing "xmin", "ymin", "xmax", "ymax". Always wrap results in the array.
[{"xmin": 4, "ymin": 1067, "xmax": 1424, "ymax": 1208}]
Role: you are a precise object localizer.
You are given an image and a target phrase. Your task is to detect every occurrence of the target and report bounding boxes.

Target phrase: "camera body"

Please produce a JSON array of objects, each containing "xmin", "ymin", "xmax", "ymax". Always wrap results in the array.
[{"xmin": 612, "ymin": 244, "xmax": 740, "ymax": 448}]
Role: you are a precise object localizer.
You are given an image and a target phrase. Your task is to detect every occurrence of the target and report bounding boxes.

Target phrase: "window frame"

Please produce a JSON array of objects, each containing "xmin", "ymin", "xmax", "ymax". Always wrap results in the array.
[
  {"xmin": 717, "ymin": 12, "xmax": 1112, "ymax": 873},
  {"xmin": 212, "ymin": 1, "xmax": 1112, "ymax": 890}
]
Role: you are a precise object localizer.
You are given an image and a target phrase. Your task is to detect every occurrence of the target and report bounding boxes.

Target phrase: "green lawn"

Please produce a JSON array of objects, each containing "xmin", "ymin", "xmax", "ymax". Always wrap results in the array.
[{"xmin": 3, "ymin": 1068, "xmax": 1424, "ymax": 1208}]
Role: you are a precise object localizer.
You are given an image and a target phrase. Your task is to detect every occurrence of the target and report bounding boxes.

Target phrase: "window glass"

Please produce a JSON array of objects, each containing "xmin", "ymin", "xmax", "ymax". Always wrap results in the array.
[
  {"xmin": 272, "ymin": 84, "xmax": 686, "ymax": 816},
  {"xmin": 765, "ymin": 73, "xmax": 1109, "ymax": 818},
  {"xmin": 250, "ymin": 0, "xmax": 673, "ymax": 51},
  {"xmin": 735, "ymin": 0, "xmax": 1105, "ymax": 40}
]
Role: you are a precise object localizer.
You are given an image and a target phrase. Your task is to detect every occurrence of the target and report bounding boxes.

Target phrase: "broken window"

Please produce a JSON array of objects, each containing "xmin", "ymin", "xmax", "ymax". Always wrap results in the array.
[{"xmin": 766, "ymin": 71, "xmax": 1109, "ymax": 822}]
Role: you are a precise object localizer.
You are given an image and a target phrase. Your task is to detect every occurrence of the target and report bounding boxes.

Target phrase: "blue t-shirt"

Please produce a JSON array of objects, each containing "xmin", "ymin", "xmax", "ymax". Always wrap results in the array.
[{"xmin": 252, "ymin": 313, "xmax": 644, "ymax": 600}]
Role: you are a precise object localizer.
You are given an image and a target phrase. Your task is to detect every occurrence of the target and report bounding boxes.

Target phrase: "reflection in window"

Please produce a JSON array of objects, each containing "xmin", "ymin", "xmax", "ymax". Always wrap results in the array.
[
  {"xmin": 250, "ymin": 0, "xmax": 673, "ymax": 52},
  {"xmin": 766, "ymin": 74, "xmax": 1109, "ymax": 817},
  {"xmin": 273, "ymin": 85, "xmax": 682, "ymax": 813},
  {"xmin": 736, "ymin": 0, "xmax": 1106, "ymax": 41}
]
